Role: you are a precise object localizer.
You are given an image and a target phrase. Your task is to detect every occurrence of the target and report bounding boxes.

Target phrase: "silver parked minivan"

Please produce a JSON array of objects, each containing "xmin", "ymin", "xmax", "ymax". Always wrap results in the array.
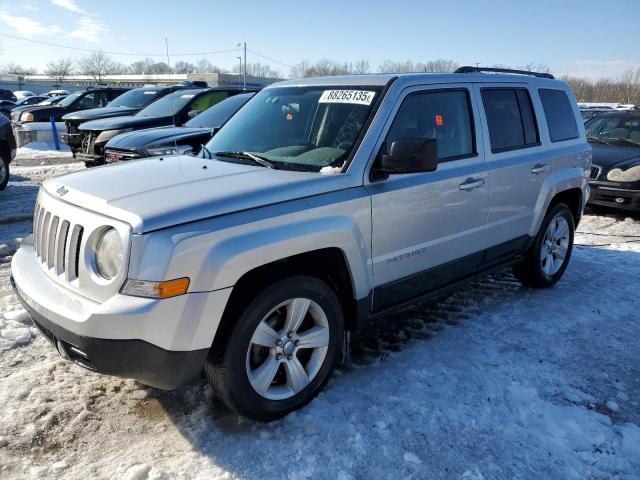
[{"xmin": 11, "ymin": 67, "xmax": 591, "ymax": 420}]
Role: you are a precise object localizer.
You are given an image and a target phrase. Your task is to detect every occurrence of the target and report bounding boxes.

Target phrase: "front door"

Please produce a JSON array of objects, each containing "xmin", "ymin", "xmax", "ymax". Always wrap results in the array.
[{"xmin": 366, "ymin": 85, "xmax": 490, "ymax": 311}]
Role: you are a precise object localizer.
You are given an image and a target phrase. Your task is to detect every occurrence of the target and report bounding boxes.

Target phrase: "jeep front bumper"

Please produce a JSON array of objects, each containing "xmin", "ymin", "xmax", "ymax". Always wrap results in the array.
[{"xmin": 10, "ymin": 239, "xmax": 232, "ymax": 389}]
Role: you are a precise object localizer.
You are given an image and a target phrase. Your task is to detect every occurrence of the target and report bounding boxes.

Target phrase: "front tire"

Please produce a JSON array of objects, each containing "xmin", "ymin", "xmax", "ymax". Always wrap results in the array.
[
  {"xmin": 513, "ymin": 203, "xmax": 575, "ymax": 288},
  {"xmin": 0, "ymin": 153, "xmax": 9, "ymax": 191},
  {"xmin": 206, "ymin": 276, "xmax": 344, "ymax": 421}
]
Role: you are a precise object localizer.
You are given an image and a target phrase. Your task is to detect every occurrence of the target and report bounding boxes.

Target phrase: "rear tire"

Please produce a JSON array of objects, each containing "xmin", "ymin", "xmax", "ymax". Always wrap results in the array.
[
  {"xmin": 0, "ymin": 153, "xmax": 9, "ymax": 191},
  {"xmin": 206, "ymin": 275, "xmax": 344, "ymax": 421},
  {"xmin": 513, "ymin": 203, "xmax": 575, "ymax": 288}
]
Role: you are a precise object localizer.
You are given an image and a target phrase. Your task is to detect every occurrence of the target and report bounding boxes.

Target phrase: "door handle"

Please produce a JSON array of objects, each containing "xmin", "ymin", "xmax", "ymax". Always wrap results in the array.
[
  {"xmin": 530, "ymin": 163, "xmax": 550, "ymax": 174},
  {"xmin": 459, "ymin": 178, "xmax": 485, "ymax": 190}
]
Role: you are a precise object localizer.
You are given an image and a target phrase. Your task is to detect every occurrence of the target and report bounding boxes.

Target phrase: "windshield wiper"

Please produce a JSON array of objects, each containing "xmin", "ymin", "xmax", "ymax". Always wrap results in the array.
[
  {"xmin": 587, "ymin": 136, "xmax": 610, "ymax": 144},
  {"xmin": 610, "ymin": 138, "xmax": 639, "ymax": 147},
  {"xmin": 214, "ymin": 151, "xmax": 276, "ymax": 169}
]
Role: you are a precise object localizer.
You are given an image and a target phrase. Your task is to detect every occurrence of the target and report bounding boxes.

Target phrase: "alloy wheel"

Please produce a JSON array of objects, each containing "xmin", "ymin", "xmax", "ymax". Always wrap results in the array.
[
  {"xmin": 540, "ymin": 216, "xmax": 570, "ymax": 276},
  {"xmin": 245, "ymin": 298, "xmax": 330, "ymax": 400}
]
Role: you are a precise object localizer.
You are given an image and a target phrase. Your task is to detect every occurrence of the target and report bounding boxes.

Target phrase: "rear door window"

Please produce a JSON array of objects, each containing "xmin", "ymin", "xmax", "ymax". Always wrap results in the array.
[
  {"xmin": 539, "ymin": 89, "xmax": 579, "ymax": 142},
  {"xmin": 385, "ymin": 89, "xmax": 475, "ymax": 161},
  {"xmin": 481, "ymin": 88, "xmax": 539, "ymax": 153}
]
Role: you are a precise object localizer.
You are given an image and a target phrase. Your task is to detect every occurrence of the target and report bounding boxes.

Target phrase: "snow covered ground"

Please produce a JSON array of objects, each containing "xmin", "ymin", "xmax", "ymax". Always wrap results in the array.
[{"xmin": 1, "ymin": 152, "xmax": 639, "ymax": 479}]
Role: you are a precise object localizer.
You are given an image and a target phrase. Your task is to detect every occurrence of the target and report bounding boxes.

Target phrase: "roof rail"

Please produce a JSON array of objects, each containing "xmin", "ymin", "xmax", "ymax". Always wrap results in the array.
[{"xmin": 454, "ymin": 66, "xmax": 554, "ymax": 79}]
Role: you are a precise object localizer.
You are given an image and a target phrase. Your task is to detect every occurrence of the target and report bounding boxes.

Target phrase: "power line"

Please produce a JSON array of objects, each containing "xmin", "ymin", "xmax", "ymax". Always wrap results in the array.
[
  {"xmin": 246, "ymin": 48, "xmax": 293, "ymax": 69},
  {"xmin": 0, "ymin": 31, "xmax": 243, "ymax": 57}
]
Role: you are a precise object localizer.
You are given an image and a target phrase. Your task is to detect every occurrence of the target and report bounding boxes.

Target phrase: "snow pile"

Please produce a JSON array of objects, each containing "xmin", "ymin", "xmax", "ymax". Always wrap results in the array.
[
  {"xmin": 0, "ymin": 161, "xmax": 639, "ymax": 479},
  {"xmin": 17, "ymin": 143, "xmax": 71, "ymax": 159},
  {"xmin": 0, "ymin": 163, "xmax": 82, "ymax": 227}
]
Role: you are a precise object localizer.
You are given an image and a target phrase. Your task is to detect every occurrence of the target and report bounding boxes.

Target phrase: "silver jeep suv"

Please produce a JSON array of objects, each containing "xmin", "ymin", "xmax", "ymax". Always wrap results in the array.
[{"xmin": 11, "ymin": 67, "xmax": 591, "ymax": 420}]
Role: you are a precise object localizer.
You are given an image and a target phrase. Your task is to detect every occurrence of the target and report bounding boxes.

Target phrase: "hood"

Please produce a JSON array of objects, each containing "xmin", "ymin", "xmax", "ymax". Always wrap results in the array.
[
  {"xmin": 106, "ymin": 126, "xmax": 211, "ymax": 150},
  {"xmin": 42, "ymin": 155, "xmax": 354, "ymax": 233},
  {"xmin": 16, "ymin": 104, "xmax": 61, "ymax": 115},
  {"xmin": 79, "ymin": 114, "xmax": 173, "ymax": 132},
  {"xmin": 590, "ymin": 142, "xmax": 640, "ymax": 169},
  {"xmin": 63, "ymin": 106, "xmax": 138, "ymax": 122}
]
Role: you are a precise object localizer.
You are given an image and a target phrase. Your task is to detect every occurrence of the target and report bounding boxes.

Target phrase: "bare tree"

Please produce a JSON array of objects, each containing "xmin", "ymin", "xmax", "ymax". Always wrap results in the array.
[
  {"xmin": 76, "ymin": 51, "xmax": 115, "ymax": 82},
  {"xmin": 353, "ymin": 59, "xmax": 370, "ymax": 75},
  {"xmin": 44, "ymin": 58, "xmax": 74, "ymax": 83},
  {"xmin": 1, "ymin": 62, "xmax": 38, "ymax": 75},
  {"xmin": 174, "ymin": 61, "xmax": 196, "ymax": 74},
  {"xmin": 290, "ymin": 60, "xmax": 311, "ymax": 79},
  {"xmin": 562, "ymin": 67, "xmax": 640, "ymax": 105},
  {"xmin": 234, "ymin": 62, "xmax": 280, "ymax": 78},
  {"xmin": 195, "ymin": 59, "xmax": 224, "ymax": 74},
  {"xmin": 379, "ymin": 59, "xmax": 459, "ymax": 73},
  {"xmin": 518, "ymin": 62, "xmax": 550, "ymax": 73},
  {"xmin": 128, "ymin": 58, "xmax": 155, "ymax": 75}
]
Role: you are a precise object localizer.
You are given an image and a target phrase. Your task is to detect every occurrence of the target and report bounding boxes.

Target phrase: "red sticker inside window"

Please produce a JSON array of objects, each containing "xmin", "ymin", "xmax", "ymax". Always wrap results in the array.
[
  {"xmin": 286, "ymin": 113, "xmax": 293, "ymax": 120},
  {"xmin": 435, "ymin": 114, "xmax": 443, "ymax": 126}
]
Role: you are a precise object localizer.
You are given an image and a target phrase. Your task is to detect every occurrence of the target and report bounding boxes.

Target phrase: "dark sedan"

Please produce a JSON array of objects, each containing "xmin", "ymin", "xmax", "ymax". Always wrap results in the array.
[
  {"xmin": 586, "ymin": 111, "xmax": 640, "ymax": 211},
  {"xmin": 11, "ymin": 87, "xmax": 128, "ymax": 123},
  {"xmin": 0, "ymin": 114, "xmax": 17, "ymax": 190},
  {"xmin": 104, "ymin": 92, "xmax": 255, "ymax": 162},
  {"xmin": 62, "ymin": 85, "xmax": 194, "ymax": 155},
  {"xmin": 0, "ymin": 96, "xmax": 48, "ymax": 119},
  {"xmin": 0, "ymin": 89, "xmax": 17, "ymax": 103},
  {"xmin": 77, "ymin": 87, "xmax": 257, "ymax": 166}
]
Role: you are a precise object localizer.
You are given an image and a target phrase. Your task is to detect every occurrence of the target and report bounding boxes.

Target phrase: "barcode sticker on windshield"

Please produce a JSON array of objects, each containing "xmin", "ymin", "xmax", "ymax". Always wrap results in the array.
[
  {"xmin": 319, "ymin": 90, "xmax": 375, "ymax": 105},
  {"xmin": 143, "ymin": 91, "xmax": 157, "ymax": 95},
  {"xmin": 180, "ymin": 94, "xmax": 195, "ymax": 98}
]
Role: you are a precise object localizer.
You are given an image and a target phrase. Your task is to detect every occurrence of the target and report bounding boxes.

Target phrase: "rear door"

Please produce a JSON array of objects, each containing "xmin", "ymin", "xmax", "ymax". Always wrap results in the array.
[
  {"xmin": 366, "ymin": 84, "xmax": 490, "ymax": 311},
  {"xmin": 474, "ymin": 83, "xmax": 551, "ymax": 267}
]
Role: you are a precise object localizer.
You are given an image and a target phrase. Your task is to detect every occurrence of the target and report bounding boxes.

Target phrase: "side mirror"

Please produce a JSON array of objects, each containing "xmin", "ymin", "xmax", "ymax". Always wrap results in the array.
[
  {"xmin": 379, "ymin": 138, "xmax": 438, "ymax": 174},
  {"xmin": 176, "ymin": 145, "xmax": 193, "ymax": 155},
  {"xmin": 187, "ymin": 110, "xmax": 201, "ymax": 119}
]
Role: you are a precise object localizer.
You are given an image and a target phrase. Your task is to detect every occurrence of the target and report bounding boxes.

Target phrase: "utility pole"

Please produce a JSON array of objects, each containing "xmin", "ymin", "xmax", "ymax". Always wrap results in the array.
[{"xmin": 243, "ymin": 42, "xmax": 247, "ymax": 87}]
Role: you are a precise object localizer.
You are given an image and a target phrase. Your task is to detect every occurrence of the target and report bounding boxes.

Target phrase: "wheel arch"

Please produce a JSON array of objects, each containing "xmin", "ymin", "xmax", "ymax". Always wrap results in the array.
[
  {"xmin": 531, "ymin": 168, "xmax": 587, "ymax": 236},
  {"xmin": 547, "ymin": 187, "xmax": 583, "ymax": 226},
  {"xmin": 217, "ymin": 248, "xmax": 363, "ymax": 338}
]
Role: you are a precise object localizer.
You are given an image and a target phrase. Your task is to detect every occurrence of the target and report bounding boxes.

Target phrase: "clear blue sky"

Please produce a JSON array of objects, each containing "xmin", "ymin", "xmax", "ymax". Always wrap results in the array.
[{"xmin": 0, "ymin": 0, "xmax": 638, "ymax": 79}]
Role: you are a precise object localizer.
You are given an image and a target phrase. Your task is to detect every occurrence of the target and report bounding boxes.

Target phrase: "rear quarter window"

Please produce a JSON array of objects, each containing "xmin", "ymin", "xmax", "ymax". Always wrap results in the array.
[{"xmin": 539, "ymin": 89, "xmax": 579, "ymax": 142}]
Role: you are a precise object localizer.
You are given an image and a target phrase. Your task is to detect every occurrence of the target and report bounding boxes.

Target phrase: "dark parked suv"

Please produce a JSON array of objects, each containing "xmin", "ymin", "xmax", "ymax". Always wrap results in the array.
[
  {"xmin": 585, "ymin": 111, "xmax": 640, "ymax": 211},
  {"xmin": 61, "ymin": 85, "xmax": 194, "ymax": 156},
  {"xmin": 76, "ymin": 87, "xmax": 256, "ymax": 166},
  {"xmin": 0, "ymin": 115, "xmax": 17, "ymax": 190},
  {"xmin": 105, "ymin": 92, "xmax": 255, "ymax": 162},
  {"xmin": 12, "ymin": 87, "xmax": 128, "ymax": 123}
]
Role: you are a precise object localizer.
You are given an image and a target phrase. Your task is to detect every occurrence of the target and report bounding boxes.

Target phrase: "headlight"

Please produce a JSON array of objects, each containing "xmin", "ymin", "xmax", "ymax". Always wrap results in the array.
[
  {"xmin": 94, "ymin": 228, "xmax": 123, "ymax": 279},
  {"xmin": 21, "ymin": 112, "xmax": 34, "ymax": 122},
  {"xmin": 607, "ymin": 165, "xmax": 640, "ymax": 182},
  {"xmin": 146, "ymin": 145, "xmax": 193, "ymax": 157},
  {"xmin": 95, "ymin": 129, "xmax": 132, "ymax": 144},
  {"xmin": 146, "ymin": 146, "xmax": 179, "ymax": 156}
]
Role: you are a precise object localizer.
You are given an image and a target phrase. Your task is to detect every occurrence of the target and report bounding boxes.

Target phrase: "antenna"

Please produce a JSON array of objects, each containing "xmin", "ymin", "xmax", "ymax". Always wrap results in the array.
[{"xmin": 166, "ymin": 37, "xmax": 179, "ymax": 157}]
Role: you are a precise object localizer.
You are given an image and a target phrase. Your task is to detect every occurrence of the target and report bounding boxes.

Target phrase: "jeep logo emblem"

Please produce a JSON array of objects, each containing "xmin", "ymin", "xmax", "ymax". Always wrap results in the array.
[{"xmin": 56, "ymin": 186, "xmax": 68, "ymax": 196}]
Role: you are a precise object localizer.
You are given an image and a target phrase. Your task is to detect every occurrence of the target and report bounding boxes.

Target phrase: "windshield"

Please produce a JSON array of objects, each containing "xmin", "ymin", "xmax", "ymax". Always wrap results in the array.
[
  {"xmin": 58, "ymin": 91, "xmax": 83, "ymax": 107},
  {"xmin": 585, "ymin": 116, "xmax": 640, "ymax": 145},
  {"xmin": 18, "ymin": 96, "xmax": 43, "ymax": 106},
  {"xmin": 204, "ymin": 86, "xmax": 381, "ymax": 172},
  {"xmin": 186, "ymin": 93, "xmax": 254, "ymax": 128},
  {"xmin": 109, "ymin": 88, "xmax": 161, "ymax": 108},
  {"xmin": 136, "ymin": 90, "xmax": 198, "ymax": 117}
]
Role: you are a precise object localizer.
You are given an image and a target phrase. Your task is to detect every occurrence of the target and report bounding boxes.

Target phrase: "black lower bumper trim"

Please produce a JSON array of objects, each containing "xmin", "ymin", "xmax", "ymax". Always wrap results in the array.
[
  {"xmin": 588, "ymin": 185, "xmax": 640, "ymax": 211},
  {"xmin": 12, "ymin": 277, "xmax": 209, "ymax": 390}
]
